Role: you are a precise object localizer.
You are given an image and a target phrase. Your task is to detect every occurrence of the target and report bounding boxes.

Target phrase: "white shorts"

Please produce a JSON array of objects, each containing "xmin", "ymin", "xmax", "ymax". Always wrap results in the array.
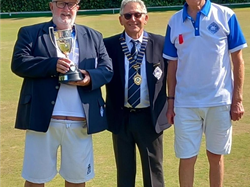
[
  {"xmin": 22, "ymin": 119, "xmax": 95, "ymax": 184},
  {"xmin": 174, "ymin": 105, "xmax": 232, "ymax": 158}
]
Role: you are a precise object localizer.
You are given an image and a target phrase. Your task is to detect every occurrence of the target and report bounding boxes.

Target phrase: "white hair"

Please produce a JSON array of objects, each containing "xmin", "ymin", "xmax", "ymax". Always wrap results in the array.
[{"xmin": 119, "ymin": 0, "xmax": 147, "ymax": 15}]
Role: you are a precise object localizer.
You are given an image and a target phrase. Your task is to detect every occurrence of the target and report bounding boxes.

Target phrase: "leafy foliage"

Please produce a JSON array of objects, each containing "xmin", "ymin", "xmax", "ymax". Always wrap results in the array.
[
  {"xmin": 0, "ymin": 0, "xmax": 249, "ymax": 12},
  {"xmin": 1, "ymin": 0, "xmax": 51, "ymax": 12}
]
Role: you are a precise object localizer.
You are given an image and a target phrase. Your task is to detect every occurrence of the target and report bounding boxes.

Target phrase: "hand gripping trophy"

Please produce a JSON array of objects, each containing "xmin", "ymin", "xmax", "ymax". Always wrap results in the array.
[{"xmin": 49, "ymin": 26, "xmax": 83, "ymax": 83}]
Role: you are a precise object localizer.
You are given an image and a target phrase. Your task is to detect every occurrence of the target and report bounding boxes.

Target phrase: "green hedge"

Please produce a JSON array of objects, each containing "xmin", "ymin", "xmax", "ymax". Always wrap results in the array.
[{"xmin": 0, "ymin": 0, "xmax": 249, "ymax": 12}]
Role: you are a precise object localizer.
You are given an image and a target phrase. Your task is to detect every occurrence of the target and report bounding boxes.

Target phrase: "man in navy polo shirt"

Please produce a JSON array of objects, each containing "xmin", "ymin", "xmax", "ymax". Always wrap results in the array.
[{"xmin": 163, "ymin": 0, "xmax": 247, "ymax": 186}]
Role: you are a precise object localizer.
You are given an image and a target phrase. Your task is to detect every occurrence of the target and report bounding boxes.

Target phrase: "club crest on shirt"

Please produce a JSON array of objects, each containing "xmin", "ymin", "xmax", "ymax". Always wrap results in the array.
[
  {"xmin": 87, "ymin": 164, "xmax": 91, "ymax": 175},
  {"xmin": 208, "ymin": 22, "xmax": 220, "ymax": 34}
]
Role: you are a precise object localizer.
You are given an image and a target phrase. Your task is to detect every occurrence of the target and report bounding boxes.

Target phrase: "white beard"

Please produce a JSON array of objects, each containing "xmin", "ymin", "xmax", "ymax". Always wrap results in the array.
[{"xmin": 53, "ymin": 15, "xmax": 76, "ymax": 30}]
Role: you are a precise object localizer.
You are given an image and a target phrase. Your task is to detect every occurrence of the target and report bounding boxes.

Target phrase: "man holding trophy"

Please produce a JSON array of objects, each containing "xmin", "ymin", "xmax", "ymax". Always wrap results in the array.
[{"xmin": 11, "ymin": 0, "xmax": 113, "ymax": 186}]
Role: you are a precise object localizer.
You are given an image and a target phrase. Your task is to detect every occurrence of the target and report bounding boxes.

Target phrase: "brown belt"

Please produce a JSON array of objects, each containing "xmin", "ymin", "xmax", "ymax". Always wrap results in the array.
[{"xmin": 52, "ymin": 116, "xmax": 86, "ymax": 121}]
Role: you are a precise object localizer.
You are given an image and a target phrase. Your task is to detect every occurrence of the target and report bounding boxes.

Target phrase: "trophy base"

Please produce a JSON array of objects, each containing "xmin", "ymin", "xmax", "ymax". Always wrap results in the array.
[{"xmin": 59, "ymin": 70, "xmax": 84, "ymax": 84}]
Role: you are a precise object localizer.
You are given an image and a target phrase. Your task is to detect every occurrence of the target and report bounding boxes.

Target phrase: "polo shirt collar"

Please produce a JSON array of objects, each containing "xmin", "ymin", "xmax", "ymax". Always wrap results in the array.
[{"xmin": 182, "ymin": 0, "xmax": 211, "ymax": 22}]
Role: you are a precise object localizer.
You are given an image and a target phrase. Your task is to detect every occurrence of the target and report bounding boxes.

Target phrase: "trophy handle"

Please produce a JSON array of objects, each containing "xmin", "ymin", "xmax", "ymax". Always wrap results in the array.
[{"xmin": 49, "ymin": 27, "xmax": 57, "ymax": 48}]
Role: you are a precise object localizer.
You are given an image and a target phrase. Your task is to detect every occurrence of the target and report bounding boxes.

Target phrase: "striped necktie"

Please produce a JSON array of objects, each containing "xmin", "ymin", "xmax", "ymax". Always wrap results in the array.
[
  {"xmin": 128, "ymin": 40, "xmax": 140, "ymax": 108},
  {"xmin": 130, "ymin": 40, "xmax": 138, "ymax": 59}
]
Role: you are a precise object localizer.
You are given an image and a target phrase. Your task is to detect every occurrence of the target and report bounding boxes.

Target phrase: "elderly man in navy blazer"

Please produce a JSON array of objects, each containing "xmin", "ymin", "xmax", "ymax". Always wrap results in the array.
[
  {"xmin": 104, "ymin": 0, "xmax": 171, "ymax": 186},
  {"xmin": 11, "ymin": 0, "xmax": 113, "ymax": 186}
]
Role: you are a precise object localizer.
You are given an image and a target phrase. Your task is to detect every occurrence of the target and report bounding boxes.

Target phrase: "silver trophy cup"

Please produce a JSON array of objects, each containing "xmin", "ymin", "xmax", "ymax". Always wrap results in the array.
[{"xmin": 49, "ymin": 27, "xmax": 83, "ymax": 83}]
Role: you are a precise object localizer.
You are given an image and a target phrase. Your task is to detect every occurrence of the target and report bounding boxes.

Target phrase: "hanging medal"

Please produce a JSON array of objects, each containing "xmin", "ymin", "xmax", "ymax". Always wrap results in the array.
[
  {"xmin": 133, "ymin": 64, "xmax": 142, "ymax": 85},
  {"xmin": 134, "ymin": 73, "xmax": 142, "ymax": 85},
  {"xmin": 119, "ymin": 32, "xmax": 148, "ymax": 86}
]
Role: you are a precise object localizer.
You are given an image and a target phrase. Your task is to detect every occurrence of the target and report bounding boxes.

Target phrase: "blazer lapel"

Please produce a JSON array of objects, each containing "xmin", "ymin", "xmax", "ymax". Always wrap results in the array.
[
  {"xmin": 145, "ymin": 36, "xmax": 156, "ymax": 101},
  {"xmin": 117, "ymin": 38, "xmax": 126, "ymax": 88},
  {"xmin": 75, "ymin": 24, "xmax": 86, "ymax": 64},
  {"xmin": 43, "ymin": 21, "xmax": 57, "ymax": 57}
]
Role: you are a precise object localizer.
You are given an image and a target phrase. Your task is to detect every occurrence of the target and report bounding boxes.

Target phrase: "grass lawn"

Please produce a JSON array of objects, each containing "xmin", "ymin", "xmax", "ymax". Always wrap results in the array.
[{"xmin": 1, "ymin": 8, "xmax": 250, "ymax": 187}]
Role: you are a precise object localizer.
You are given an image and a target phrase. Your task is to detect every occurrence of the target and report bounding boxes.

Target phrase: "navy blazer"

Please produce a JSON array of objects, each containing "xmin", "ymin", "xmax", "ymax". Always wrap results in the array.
[
  {"xmin": 11, "ymin": 20, "xmax": 113, "ymax": 134},
  {"xmin": 104, "ymin": 32, "xmax": 171, "ymax": 134}
]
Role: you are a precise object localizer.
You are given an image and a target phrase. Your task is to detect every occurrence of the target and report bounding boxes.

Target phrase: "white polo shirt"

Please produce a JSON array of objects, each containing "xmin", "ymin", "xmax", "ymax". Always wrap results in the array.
[{"xmin": 163, "ymin": 0, "xmax": 247, "ymax": 108}]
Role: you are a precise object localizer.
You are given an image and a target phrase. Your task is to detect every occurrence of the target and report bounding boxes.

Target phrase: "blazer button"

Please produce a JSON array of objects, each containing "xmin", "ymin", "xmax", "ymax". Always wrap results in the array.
[
  {"xmin": 55, "ymin": 86, "xmax": 59, "ymax": 89},
  {"xmin": 51, "ymin": 101, "xmax": 55, "ymax": 105}
]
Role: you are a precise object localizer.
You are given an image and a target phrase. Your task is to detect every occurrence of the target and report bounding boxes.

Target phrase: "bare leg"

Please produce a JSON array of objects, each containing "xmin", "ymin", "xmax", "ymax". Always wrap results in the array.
[
  {"xmin": 207, "ymin": 150, "xmax": 224, "ymax": 187},
  {"xmin": 65, "ymin": 181, "xmax": 85, "ymax": 187},
  {"xmin": 179, "ymin": 156, "xmax": 197, "ymax": 187},
  {"xmin": 24, "ymin": 181, "xmax": 44, "ymax": 187}
]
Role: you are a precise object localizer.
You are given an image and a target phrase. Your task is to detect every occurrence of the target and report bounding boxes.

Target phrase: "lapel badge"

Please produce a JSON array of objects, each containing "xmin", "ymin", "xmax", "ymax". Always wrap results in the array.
[{"xmin": 153, "ymin": 66, "xmax": 162, "ymax": 80}]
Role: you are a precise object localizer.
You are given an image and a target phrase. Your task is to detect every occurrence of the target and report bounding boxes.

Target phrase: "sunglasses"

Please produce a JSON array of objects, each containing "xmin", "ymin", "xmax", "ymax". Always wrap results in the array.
[{"xmin": 122, "ymin": 12, "xmax": 145, "ymax": 20}]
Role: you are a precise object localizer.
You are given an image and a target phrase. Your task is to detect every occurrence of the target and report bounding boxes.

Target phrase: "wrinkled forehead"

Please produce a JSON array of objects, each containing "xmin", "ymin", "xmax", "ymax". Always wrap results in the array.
[{"xmin": 123, "ymin": 3, "xmax": 144, "ymax": 13}]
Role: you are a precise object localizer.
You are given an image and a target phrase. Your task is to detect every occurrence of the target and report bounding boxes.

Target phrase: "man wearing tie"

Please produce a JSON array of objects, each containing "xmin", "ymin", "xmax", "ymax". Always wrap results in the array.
[{"xmin": 104, "ymin": 0, "xmax": 171, "ymax": 186}]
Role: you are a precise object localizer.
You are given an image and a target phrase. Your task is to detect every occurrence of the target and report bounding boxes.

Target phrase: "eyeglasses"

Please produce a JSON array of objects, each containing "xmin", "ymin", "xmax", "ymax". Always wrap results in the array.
[
  {"xmin": 122, "ymin": 12, "xmax": 145, "ymax": 20},
  {"xmin": 52, "ymin": 1, "xmax": 79, "ymax": 9}
]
